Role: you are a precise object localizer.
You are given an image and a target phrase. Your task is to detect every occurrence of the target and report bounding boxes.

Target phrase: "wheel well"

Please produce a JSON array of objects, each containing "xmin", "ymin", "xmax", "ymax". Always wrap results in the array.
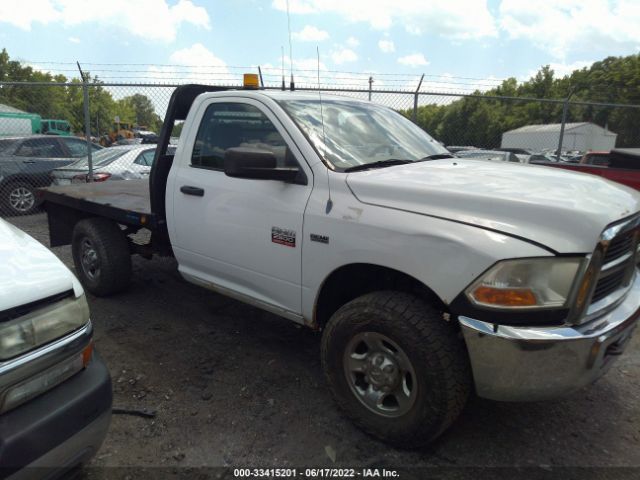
[
  {"xmin": 313, "ymin": 264, "xmax": 448, "ymax": 330},
  {"xmin": 46, "ymin": 203, "xmax": 92, "ymax": 247}
]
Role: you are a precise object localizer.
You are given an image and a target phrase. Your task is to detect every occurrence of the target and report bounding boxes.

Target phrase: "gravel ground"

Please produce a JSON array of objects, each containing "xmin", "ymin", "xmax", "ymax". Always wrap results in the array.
[{"xmin": 8, "ymin": 213, "xmax": 640, "ymax": 479}]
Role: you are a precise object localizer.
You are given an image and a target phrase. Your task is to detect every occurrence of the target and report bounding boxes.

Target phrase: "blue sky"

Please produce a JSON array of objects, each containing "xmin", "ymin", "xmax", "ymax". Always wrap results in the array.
[{"xmin": 0, "ymin": 0, "xmax": 639, "ymax": 92}]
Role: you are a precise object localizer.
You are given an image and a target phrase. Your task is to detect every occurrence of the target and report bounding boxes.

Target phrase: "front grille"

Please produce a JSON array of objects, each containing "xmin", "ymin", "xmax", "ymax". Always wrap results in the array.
[
  {"xmin": 589, "ymin": 219, "xmax": 639, "ymax": 309},
  {"xmin": 603, "ymin": 230, "xmax": 634, "ymax": 265},
  {"xmin": 592, "ymin": 268, "xmax": 627, "ymax": 303}
]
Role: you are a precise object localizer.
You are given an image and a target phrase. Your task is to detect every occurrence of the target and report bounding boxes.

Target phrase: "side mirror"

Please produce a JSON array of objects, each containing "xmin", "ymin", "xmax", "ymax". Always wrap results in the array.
[{"xmin": 223, "ymin": 147, "xmax": 302, "ymax": 183}]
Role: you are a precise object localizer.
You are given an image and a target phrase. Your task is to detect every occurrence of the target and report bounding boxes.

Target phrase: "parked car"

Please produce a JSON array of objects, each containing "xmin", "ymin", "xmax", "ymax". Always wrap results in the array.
[
  {"xmin": 446, "ymin": 145, "xmax": 478, "ymax": 153},
  {"xmin": 0, "ymin": 135, "xmax": 102, "ymax": 215},
  {"xmin": 41, "ymin": 84, "xmax": 640, "ymax": 447},
  {"xmin": 528, "ymin": 153, "xmax": 560, "ymax": 164},
  {"xmin": 544, "ymin": 148, "xmax": 640, "ymax": 190},
  {"xmin": 0, "ymin": 218, "xmax": 111, "ymax": 477},
  {"xmin": 579, "ymin": 151, "xmax": 611, "ymax": 166},
  {"xmin": 51, "ymin": 144, "xmax": 175, "ymax": 185},
  {"xmin": 456, "ymin": 149, "xmax": 521, "ymax": 162},
  {"xmin": 135, "ymin": 130, "xmax": 159, "ymax": 144},
  {"xmin": 496, "ymin": 147, "xmax": 534, "ymax": 155}
]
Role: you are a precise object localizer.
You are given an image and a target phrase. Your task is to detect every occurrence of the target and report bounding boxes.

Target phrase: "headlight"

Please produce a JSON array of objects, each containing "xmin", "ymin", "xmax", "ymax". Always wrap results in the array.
[
  {"xmin": 466, "ymin": 258, "xmax": 584, "ymax": 309},
  {"xmin": 0, "ymin": 294, "xmax": 90, "ymax": 360}
]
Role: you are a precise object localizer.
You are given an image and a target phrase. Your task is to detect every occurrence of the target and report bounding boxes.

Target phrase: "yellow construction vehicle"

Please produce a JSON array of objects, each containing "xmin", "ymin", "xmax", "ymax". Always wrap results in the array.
[{"xmin": 99, "ymin": 120, "xmax": 135, "ymax": 147}]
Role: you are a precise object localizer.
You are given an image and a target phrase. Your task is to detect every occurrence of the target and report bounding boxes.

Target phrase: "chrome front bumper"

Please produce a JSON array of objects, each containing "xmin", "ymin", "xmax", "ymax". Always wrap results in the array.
[{"xmin": 460, "ymin": 271, "xmax": 640, "ymax": 401}]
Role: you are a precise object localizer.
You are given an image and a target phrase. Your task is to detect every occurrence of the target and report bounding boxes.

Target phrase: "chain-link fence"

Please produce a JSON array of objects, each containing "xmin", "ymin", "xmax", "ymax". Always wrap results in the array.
[{"xmin": 1, "ymin": 80, "xmax": 639, "ymax": 217}]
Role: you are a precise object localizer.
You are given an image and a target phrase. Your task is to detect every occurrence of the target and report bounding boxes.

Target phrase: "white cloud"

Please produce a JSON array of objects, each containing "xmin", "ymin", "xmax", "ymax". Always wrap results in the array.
[
  {"xmin": 346, "ymin": 36, "xmax": 359, "ymax": 48},
  {"xmin": 0, "ymin": 0, "xmax": 59, "ymax": 29},
  {"xmin": 499, "ymin": 0, "xmax": 640, "ymax": 58},
  {"xmin": 168, "ymin": 43, "xmax": 227, "ymax": 68},
  {"xmin": 523, "ymin": 60, "xmax": 594, "ymax": 81},
  {"xmin": 331, "ymin": 47, "xmax": 358, "ymax": 64},
  {"xmin": 398, "ymin": 53, "xmax": 429, "ymax": 67},
  {"xmin": 68, "ymin": 36, "xmax": 80, "ymax": 43},
  {"xmin": 272, "ymin": 0, "xmax": 497, "ymax": 40},
  {"xmin": 292, "ymin": 25, "xmax": 329, "ymax": 42},
  {"xmin": 146, "ymin": 43, "xmax": 231, "ymax": 83},
  {"xmin": 0, "ymin": 0, "xmax": 210, "ymax": 42},
  {"xmin": 378, "ymin": 39, "xmax": 395, "ymax": 53}
]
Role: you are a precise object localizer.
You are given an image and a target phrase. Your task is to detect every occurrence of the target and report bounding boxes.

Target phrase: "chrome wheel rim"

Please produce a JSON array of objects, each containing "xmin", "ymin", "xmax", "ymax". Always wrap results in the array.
[
  {"xmin": 343, "ymin": 331, "xmax": 417, "ymax": 418},
  {"xmin": 9, "ymin": 186, "xmax": 35, "ymax": 212},
  {"xmin": 80, "ymin": 238, "xmax": 100, "ymax": 280}
]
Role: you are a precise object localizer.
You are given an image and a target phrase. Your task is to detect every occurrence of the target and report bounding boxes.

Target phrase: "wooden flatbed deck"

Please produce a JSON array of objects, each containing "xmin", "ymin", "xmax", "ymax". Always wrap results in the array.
[{"xmin": 41, "ymin": 179, "xmax": 157, "ymax": 230}]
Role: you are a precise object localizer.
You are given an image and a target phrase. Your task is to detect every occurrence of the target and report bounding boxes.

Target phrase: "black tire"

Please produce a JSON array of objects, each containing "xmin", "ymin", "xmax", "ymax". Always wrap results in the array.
[
  {"xmin": 2, "ymin": 181, "xmax": 40, "ymax": 216},
  {"xmin": 321, "ymin": 291, "xmax": 471, "ymax": 448},
  {"xmin": 72, "ymin": 218, "xmax": 132, "ymax": 296}
]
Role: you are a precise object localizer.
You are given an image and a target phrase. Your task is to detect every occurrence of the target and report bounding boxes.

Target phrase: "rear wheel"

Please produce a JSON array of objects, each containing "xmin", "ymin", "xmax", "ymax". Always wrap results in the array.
[
  {"xmin": 3, "ymin": 181, "xmax": 39, "ymax": 215},
  {"xmin": 321, "ymin": 291, "xmax": 471, "ymax": 447},
  {"xmin": 72, "ymin": 218, "xmax": 132, "ymax": 296}
]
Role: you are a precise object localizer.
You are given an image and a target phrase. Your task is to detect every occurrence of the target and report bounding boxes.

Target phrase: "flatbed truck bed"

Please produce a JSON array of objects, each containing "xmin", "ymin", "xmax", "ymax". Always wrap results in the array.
[
  {"xmin": 40, "ymin": 179, "xmax": 163, "ymax": 252},
  {"xmin": 41, "ymin": 179, "xmax": 155, "ymax": 227}
]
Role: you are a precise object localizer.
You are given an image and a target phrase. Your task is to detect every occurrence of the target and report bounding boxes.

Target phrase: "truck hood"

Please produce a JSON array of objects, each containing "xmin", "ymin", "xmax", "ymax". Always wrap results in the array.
[
  {"xmin": 346, "ymin": 159, "xmax": 640, "ymax": 253},
  {"xmin": 0, "ymin": 219, "xmax": 79, "ymax": 311}
]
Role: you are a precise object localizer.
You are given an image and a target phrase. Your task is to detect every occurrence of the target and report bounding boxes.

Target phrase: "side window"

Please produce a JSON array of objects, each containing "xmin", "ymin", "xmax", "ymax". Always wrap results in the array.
[
  {"xmin": 134, "ymin": 150, "xmax": 155, "ymax": 166},
  {"xmin": 191, "ymin": 102, "xmax": 294, "ymax": 170},
  {"xmin": 15, "ymin": 138, "xmax": 64, "ymax": 157},
  {"xmin": 588, "ymin": 155, "xmax": 610, "ymax": 167},
  {"xmin": 63, "ymin": 138, "xmax": 91, "ymax": 157}
]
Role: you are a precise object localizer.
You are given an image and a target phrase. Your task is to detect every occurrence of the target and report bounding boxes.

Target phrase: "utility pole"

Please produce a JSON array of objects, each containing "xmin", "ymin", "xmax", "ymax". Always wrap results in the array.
[{"xmin": 368, "ymin": 76, "xmax": 373, "ymax": 101}]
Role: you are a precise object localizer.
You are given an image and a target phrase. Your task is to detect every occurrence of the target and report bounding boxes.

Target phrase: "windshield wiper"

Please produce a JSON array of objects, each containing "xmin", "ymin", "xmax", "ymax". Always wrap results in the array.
[
  {"xmin": 344, "ymin": 154, "xmax": 455, "ymax": 172},
  {"xmin": 416, "ymin": 153, "xmax": 456, "ymax": 161},
  {"xmin": 344, "ymin": 159, "xmax": 413, "ymax": 172}
]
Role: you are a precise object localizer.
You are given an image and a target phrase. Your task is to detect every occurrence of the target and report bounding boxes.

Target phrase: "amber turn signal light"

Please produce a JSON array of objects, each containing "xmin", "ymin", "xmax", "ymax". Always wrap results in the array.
[
  {"xmin": 472, "ymin": 286, "xmax": 538, "ymax": 307},
  {"xmin": 82, "ymin": 341, "xmax": 94, "ymax": 368}
]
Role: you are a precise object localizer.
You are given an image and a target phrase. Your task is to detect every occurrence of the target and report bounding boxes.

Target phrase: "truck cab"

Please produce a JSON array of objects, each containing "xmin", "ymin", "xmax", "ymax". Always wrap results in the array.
[
  {"xmin": 41, "ymin": 119, "xmax": 72, "ymax": 136},
  {"xmin": 40, "ymin": 84, "xmax": 640, "ymax": 447}
]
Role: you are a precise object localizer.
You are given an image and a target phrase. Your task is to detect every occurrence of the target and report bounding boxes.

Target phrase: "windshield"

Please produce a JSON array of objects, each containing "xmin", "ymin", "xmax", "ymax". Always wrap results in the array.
[
  {"xmin": 69, "ymin": 148, "xmax": 129, "ymax": 168},
  {"xmin": 278, "ymin": 99, "xmax": 448, "ymax": 170}
]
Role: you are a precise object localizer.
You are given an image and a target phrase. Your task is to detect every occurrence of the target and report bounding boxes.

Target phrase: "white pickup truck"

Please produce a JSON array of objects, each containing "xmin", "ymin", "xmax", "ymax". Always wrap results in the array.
[
  {"xmin": 0, "ymin": 218, "xmax": 111, "ymax": 476},
  {"xmin": 41, "ymin": 84, "xmax": 640, "ymax": 447}
]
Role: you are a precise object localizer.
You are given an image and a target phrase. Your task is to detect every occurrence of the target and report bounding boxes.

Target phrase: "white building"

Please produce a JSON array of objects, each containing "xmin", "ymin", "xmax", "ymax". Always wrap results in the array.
[{"xmin": 501, "ymin": 122, "xmax": 617, "ymax": 151}]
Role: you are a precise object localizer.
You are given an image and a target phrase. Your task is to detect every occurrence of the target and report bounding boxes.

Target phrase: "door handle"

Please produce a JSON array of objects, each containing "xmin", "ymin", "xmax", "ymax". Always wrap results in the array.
[
  {"xmin": 23, "ymin": 160, "xmax": 36, "ymax": 164},
  {"xmin": 180, "ymin": 185, "xmax": 205, "ymax": 197}
]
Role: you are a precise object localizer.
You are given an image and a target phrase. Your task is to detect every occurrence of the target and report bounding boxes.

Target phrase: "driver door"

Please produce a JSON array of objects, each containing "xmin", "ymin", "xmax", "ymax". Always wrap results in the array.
[{"xmin": 168, "ymin": 99, "xmax": 313, "ymax": 317}]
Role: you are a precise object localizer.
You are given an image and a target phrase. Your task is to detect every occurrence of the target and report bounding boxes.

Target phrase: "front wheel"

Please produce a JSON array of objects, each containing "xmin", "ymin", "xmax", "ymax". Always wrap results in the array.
[
  {"xmin": 71, "ymin": 218, "xmax": 132, "ymax": 296},
  {"xmin": 321, "ymin": 291, "xmax": 471, "ymax": 447}
]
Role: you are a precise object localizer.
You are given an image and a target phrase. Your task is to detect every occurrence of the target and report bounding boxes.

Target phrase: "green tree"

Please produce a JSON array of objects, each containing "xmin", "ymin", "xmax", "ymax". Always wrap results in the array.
[
  {"xmin": 118, "ymin": 94, "xmax": 163, "ymax": 131},
  {"xmin": 404, "ymin": 53, "xmax": 640, "ymax": 148}
]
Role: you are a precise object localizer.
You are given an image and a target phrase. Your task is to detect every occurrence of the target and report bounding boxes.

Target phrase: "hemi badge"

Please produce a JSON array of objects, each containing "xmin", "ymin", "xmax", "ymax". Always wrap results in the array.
[{"xmin": 310, "ymin": 234, "xmax": 329, "ymax": 244}]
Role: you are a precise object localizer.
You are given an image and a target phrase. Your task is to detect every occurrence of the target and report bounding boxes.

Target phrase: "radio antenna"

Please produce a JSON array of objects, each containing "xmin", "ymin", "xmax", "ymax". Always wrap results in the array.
[
  {"xmin": 286, "ymin": 0, "xmax": 295, "ymax": 90},
  {"xmin": 317, "ymin": 47, "xmax": 332, "ymax": 214}
]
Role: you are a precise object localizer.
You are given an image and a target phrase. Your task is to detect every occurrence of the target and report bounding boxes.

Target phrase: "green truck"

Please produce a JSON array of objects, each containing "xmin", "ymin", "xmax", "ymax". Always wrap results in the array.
[
  {"xmin": 0, "ymin": 112, "xmax": 71, "ymax": 136},
  {"xmin": 41, "ymin": 118, "xmax": 71, "ymax": 136}
]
